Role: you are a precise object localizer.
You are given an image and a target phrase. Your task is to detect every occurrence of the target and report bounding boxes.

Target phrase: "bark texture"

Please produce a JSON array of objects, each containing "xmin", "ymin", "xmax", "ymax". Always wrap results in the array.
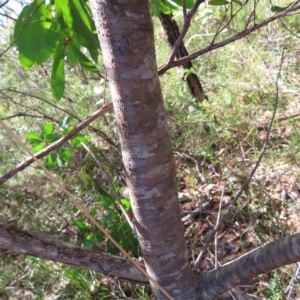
[
  {"xmin": 0, "ymin": 224, "xmax": 148, "ymax": 284},
  {"xmin": 159, "ymin": 13, "xmax": 206, "ymax": 102},
  {"xmin": 89, "ymin": 1, "xmax": 196, "ymax": 299},
  {"xmin": 201, "ymin": 232, "xmax": 300, "ymax": 299}
]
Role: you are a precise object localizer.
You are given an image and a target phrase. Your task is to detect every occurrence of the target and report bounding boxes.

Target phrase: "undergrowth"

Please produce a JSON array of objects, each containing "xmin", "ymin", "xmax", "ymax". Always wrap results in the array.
[{"xmin": 0, "ymin": 1, "xmax": 300, "ymax": 299}]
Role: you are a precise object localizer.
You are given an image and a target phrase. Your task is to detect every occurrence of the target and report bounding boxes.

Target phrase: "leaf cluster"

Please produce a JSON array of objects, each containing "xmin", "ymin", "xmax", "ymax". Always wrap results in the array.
[{"xmin": 14, "ymin": 0, "xmax": 100, "ymax": 100}]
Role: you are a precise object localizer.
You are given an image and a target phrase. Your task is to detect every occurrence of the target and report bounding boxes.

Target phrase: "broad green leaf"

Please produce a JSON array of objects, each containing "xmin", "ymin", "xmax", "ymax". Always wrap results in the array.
[
  {"xmin": 51, "ymin": 43, "xmax": 65, "ymax": 100},
  {"xmin": 69, "ymin": 43, "xmax": 99, "ymax": 72},
  {"xmin": 60, "ymin": 149, "xmax": 73, "ymax": 162},
  {"xmin": 14, "ymin": 2, "xmax": 45, "ymax": 69},
  {"xmin": 44, "ymin": 133, "xmax": 60, "ymax": 143},
  {"xmin": 271, "ymin": 5, "xmax": 291, "ymax": 12},
  {"xmin": 42, "ymin": 123, "xmax": 54, "ymax": 137},
  {"xmin": 72, "ymin": 134, "xmax": 86, "ymax": 146},
  {"xmin": 36, "ymin": 29, "xmax": 61, "ymax": 65},
  {"xmin": 69, "ymin": 0, "xmax": 100, "ymax": 62},
  {"xmin": 55, "ymin": 0, "xmax": 74, "ymax": 36},
  {"xmin": 67, "ymin": 43, "xmax": 79, "ymax": 66},
  {"xmin": 33, "ymin": 143, "xmax": 45, "ymax": 153},
  {"xmin": 46, "ymin": 152, "xmax": 55, "ymax": 166},
  {"xmin": 209, "ymin": 0, "xmax": 230, "ymax": 5},
  {"xmin": 26, "ymin": 132, "xmax": 43, "ymax": 142}
]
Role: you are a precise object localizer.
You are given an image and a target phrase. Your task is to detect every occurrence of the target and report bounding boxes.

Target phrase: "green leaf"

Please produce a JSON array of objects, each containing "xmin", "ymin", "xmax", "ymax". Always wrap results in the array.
[
  {"xmin": 44, "ymin": 133, "xmax": 60, "ymax": 143},
  {"xmin": 69, "ymin": 43, "xmax": 99, "ymax": 72},
  {"xmin": 36, "ymin": 29, "xmax": 61, "ymax": 65},
  {"xmin": 83, "ymin": 233, "xmax": 93, "ymax": 248},
  {"xmin": 209, "ymin": 0, "xmax": 230, "ymax": 5},
  {"xmin": 72, "ymin": 134, "xmax": 87, "ymax": 146},
  {"xmin": 26, "ymin": 132, "xmax": 43, "ymax": 142},
  {"xmin": 90, "ymin": 207, "xmax": 97, "ymax": 217},
  {"xmin": 46, "ymin": 152, "xmax": 55, "ymax": 166},
  {"xmin": 60, "ymin": 149, "xmax": 73, "ymax": 162},
  {"xmin": 42, "ymin": 123, "xmax": 54, "ymax": 137},
  {"xmin": 69, "ymin": 0, "xmax": 100, "ymax": 62},
  {"xmin": 51, "ymin": 43, "xmax": 65, "ymax": 100},
  {"xmin": 14, "ymin": 2, "xmax": 45, "ymax": 69},
  {"xmin": 33, "ymin": 143, "xmax": 45, "ymax": 153},
  {"xmin": 72, "ymin": 219, "xmax": 88, "ymax": 233},
  {"xmin": 271, "ymin": 5, "xmax": 291, "ymax": 12},
  {"xmin": 150, "ymin": 0, "xmax": 172, "ymax": 15},
  {"xmin": 121, "ymin": 198, "xmax": 131, "ymax": 211},
  {"xmin": 67, "ymin": 43, "xmax": 79, "ymax": 66},
  {"xmin": 55, "ymin": 0, "xmax": 74, "ymax": 36}
]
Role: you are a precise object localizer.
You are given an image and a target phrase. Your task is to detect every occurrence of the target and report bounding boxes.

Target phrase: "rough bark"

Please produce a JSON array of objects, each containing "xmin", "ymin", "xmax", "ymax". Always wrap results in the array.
[
  {"xmin": 2, "ymin": 223, "xmax": 300, "ymax": 299},
  {"xmin": 159, "ymin": 12, "xmax": 206, "ymax": 102},
  {"xmin": 89, "ymin": 1, "xmax": 197, "ymax": 299},
  {"xmin": 200, "ymin": 232, "xmax": 300, "ymax": 299},
  {"xmin": 0, "ymin": 224, "xmax": 148, "ymax": 285}
]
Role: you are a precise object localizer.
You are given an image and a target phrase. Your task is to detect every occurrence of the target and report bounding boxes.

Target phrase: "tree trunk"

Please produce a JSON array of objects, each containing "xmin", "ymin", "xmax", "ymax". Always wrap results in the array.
[{"xmin": 89, "ymin": 0, "xmax": 197, "ymax": 299}]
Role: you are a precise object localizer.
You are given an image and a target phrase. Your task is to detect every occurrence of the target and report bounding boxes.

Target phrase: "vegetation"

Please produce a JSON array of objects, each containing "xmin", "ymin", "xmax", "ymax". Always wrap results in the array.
[{"xmin": 0, "ymin": 0, "xmax": 300, "ymax": 298}]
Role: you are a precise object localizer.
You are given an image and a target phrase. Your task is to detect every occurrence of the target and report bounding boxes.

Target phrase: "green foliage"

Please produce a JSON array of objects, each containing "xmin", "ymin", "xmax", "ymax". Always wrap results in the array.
[
  {"xmin": 26, "ymin": 120, "xmax": 90, "ymax": 168},
  {"xmin": 14, "ymin": 0, "xmax": 100, "ymax": 100},
  {"xmin": 72, "ymin": 193, "xmax": 138, "ymax": 254},
  {"xmin": 266, "ymin": 270, "xmax": 285, "ymax": 300}
]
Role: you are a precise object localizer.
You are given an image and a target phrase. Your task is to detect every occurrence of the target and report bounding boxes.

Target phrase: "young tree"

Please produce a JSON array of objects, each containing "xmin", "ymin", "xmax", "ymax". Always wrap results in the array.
[{"xmin": 1, "ymin": 0, "xmax": 300, "ymax": 299}]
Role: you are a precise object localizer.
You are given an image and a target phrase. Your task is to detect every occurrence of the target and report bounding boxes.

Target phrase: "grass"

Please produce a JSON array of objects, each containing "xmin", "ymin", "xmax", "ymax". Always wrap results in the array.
[{"xmin": 1, "ymin": 1, "xmax": 300, "ymax": 299}]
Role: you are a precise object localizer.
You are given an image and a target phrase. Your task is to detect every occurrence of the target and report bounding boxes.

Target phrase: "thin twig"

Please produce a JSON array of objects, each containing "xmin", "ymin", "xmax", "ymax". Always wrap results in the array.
[
  {"xmin": 285, "ymin": 263, "xmax": 300, "ymax": 299},
  {"xmin": 166, "ymin": 0, "xmax": 205, "ymax": 65},
  {"xmin": 0, "ymin": 102, "xmax": 113, "ymax": 186},
  {"xmin": 214, "ymin": 184, "xmax": 225, "ymax": 269},
  {"xmin": 2, "ymin": 88, "xmax": 117, "ymax": 147},
  {"xmin": 81, "ymin": 142, "xmax": 136, "ymax": 232},
  {"xmin": 193, "ymin": 50, "xmax": 285, "ymax": 269},
  {"xmin": 1, "ymin": 112, "xmax": 57, "ymax": 121},
  {"xmin": 158, "ymin": 5, "xmax": 299, "ymax": 75},
  {"xmin": 174, "ymin": 151, "xmax": 205, "ymax": 182}
]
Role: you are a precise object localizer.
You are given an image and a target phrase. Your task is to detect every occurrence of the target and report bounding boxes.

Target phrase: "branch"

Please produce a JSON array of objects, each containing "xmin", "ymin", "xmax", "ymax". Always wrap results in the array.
[
  {"xmin": 0, "ymin": 102, "xmax": 113, "ymax": 186},
  {"xmin": 0, "ymin": 0, "xmax": 10, "ymax": 9},
  {"xmin": 200, "ymin": 232, "xmax": 300, "ymax": 299},
  {"xmin": 4, "ymin": 89, "xmax": 117, "ymax": 147},
  {"xmin": 158, "ymin": 5, "xmax": 300, "ymax": 75},
  {"xmin": 0, "ymin": 223, "xmax": 148, "ymax": 285},
  {"xmin": 1, "ymin": 112, "xmax": 57, "ymax": 122},
  {"xmin": 166, "ymin": 0, "xmax": 205, "ymax": 65}
]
